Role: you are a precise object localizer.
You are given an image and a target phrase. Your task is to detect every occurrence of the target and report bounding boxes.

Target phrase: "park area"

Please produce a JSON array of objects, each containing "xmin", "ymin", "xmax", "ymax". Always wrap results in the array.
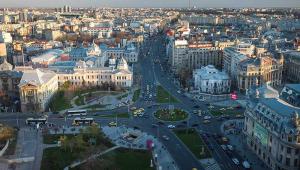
[
  {"xmin": 72, "ymin": 148, "xmax": 154, "ymax": 170},
  {"xmin": 48, "ymin": 84, "xmax": 127, "ymax": 112},
  {"xmin": 0, "ymin": 125, "xmax": 17, "ymax": 156},
  {"xmin": 174, "ymin": 129, "xmax": 211, "ymax": 159},
  {"xmin": 41, "ymin": 125, "xmax": 153, "ymax": 170},
  {"xmin": 156, "ymin": 85, "xmax": 178, "ymax": 103},
  {"xmin": 209, "ymin": 106, "xmax": 244, "ymax": 116},
  {"xmin": 154, "ymin": 109, "xmax": 188, "ymax": 121}
]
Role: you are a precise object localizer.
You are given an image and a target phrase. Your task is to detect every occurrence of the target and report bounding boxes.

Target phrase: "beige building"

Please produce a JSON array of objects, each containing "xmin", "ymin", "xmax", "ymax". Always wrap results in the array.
[
  {"xmin": 282, "ymin": 51, "xmax": 300, "ymax": 83},
  {"xmin": 170, "ymin": 39, "xmax": 223, "ymax": 73},
  {"xmin": 19, "ymin": 69, "xmax": 58, "ymax": 112},
  {"xmin": 0, "ymin": 60, "xmax": 22, "ymax": 107},
  {"xmin": 237, "ymin": 55, "xmax": 283, "ymax": 92}
]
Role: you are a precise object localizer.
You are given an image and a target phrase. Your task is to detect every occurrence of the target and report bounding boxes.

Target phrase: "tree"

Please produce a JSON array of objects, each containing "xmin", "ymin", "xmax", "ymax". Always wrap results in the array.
[
  {"xmin": 84, "ymin": 124, "xmax": 100, "ymax": 145},
  {"xmin": 74, "ymin": 134, "xmax": 86, "ymax": 151},
  {"xmin": 59, "ymin": 135, "xmax": 68, "ymax": 151},
  {"xmin": 62, "ymin": 81, "xmax": 71, "ymax": 90},
  {"xmin": 0, "ymin": 126, "xmax": 14, "ymax": 142},
  {"xmin": 178, "ymin": 68, "xmax": 192, "ymax": 88}
]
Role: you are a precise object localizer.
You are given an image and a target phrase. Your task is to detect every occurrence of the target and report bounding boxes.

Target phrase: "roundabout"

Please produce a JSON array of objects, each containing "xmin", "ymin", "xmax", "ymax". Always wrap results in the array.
[{"xmin": 154, "ymin": 109, "xmax": 188, "ymax": 121}]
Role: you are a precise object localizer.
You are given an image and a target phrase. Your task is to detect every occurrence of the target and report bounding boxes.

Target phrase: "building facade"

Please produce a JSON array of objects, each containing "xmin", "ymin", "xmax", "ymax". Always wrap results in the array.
[
  {"xmin": 243, "ymin": 88, "xmax": 300, "ymax": 170},
  {"xmin": 282, "ymin": 52, "xmax": 300, "ymax": 83},
  {"xmin": 237, "ymin": 56, "xmax": 283, "ymax": 92},
  {"xmin": 170, "ymin": 39, "xmax": 223, "ymax": 73},
  {"xmin": 0, "ymin": 61, "xmax": 22, "ymax": 107},
  {"xmin": 55, "ymin": 58, "xmax": 132, "ymax": 88},
  {"xmin": 19, "ymin": 69, "xmax": 58, "ymax": 112},
  {"xmin": 193, "ymin": 65, "xmax": 230, "ymax": 94}
]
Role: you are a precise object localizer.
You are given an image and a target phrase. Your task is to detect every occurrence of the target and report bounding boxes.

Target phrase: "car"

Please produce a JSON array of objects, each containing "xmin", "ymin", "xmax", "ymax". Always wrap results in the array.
[
  {"xmin": 227, "ymin": 145, "xmax": 234, "ymax": 151},
  {"xmin": 108, "ymin": 121, "xmax": 117, "ymax": 127},
  {"xmin": 193, "ymin": 105, "xmax": 200, "ymax": 108},
  {"xmin": 232, "ymin": 158, "xmax": 240, "ymax": 165},
  {"xmin": 158, "ymin": 121, "xmax": 165, "ymax": 125},
  {"xmin": 162, "ymin": 135, "xmax": 169, "ymax": 141},
  {"xmin": 130, "ymin": 107, "xmax": 137, "ymax": 111},
  {"xmin": 203, "ymin": 120, "xmax": 211, "ymax": 124},
  {"xmin": 182, "ymin": 121, "xmax": 187, "ymax": 124},
  {"xmin": 242, "ymin": 161, "xmax": 251, "ymax": 169},
  {"xmin": 152, "ymin": 123, "xmax": 159, "ymax": 128},
  {"xmin": 192, "ymin": 124, "xmax": 199, "ymax": 127},
  {"xmin": 220, "ymin": 145, "xmax": 227, "ymax": 150},
  {"xmin": 167, "ymin": 124, "xmax": 175, "ymax": 129},
  {"xmin": 204, "ymin": 116, "xmax": 212, "ymax": 120}
]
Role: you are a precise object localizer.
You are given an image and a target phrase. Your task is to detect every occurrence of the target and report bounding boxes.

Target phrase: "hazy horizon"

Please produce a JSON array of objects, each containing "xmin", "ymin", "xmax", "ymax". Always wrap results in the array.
[{"xmin": 1, "ymin": 0, "xmax": 300, "ymax": 8}]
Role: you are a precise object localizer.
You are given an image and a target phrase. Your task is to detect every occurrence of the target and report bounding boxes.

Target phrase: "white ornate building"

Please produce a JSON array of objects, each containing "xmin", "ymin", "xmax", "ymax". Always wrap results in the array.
[
  {"xmin": 19, "ymin": 69, "xmax": 58, "ymax": 112},
  {"xmin": 53, "ymin": 57, "xmax": 132, "ymax": 88},
  {"xmin": 193, "ymin": 65, "xmax": 230, "ymax": 94}
]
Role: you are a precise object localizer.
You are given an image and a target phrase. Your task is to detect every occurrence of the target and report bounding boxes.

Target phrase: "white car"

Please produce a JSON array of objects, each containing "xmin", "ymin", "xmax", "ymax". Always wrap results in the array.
[
  {"xmin": 167, "ymin": 125, "xmax": 176, "ymax": 129},
  {"xmin": 232, "ymin": 158, "xmax": 240, "ymax": 165},
  {"xmin": 220, "ymin": 145, "xmax": 227, "ymax": 150},
  {"xmin": 227, "ymin": 145, "xmax": 234, "ymax": 151},
  {"xmin": 162, "ymin": 135, "xmax": 169, "ymax": 141},
  {"xmin": 242, "ymin": 161, "xmax": 251, "ymax": 169},
  {"xmin": 204, "ymin": 116, "xmax": 212, "ymax": 120}
]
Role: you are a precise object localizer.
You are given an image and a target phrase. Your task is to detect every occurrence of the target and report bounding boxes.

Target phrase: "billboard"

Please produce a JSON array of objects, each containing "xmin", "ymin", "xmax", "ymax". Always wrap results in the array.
[{"xmin": 254, "ymin": 123, "xmax": 268, "ymax": 146}]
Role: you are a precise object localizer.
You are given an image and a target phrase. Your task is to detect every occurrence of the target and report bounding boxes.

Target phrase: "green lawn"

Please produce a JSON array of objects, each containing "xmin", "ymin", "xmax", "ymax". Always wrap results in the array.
[
  {"xmin": 43, "ymin": 134, "xmax": 75, "ymax": 144},
  {"xmin": 154, "ymin": 109, "xmax": 188, "ymax": 121},
  {"xmin": 97, "ymin": 113, "xmax": 129, "ymax": 118},
  {"xmin": 41, "ymin": 147, "xmax": 81, "ymax": 170},
  {"xmin": 156, "ymin": 86, "xmax": 178, "ymax": 103},
  {"xmin": 49, "ymin": 90, "xmax": 71, "ymax": 111},
  {"xmin": 210, "ymin": 107, "xmax": 243, "ymax": 116},
  {"xmin": 41, "ymin": 132, "xmax": 115, "ymax": 170},
  {"xmin": 117, "ymin": 93, "xmax": 129, "ymax": 100},
  {"xmin": 74, "ymin": 95, "xmax": 85, "ymax": 106},
  {"xmin": 132, "ymin": 89, "xmax": 141, "ymax": 102},
  {"xmin": 113, "ymin": 149, "xmax": 154, "ymax": 170},
  {"xmin": 3, "ymin": 130, "xmax": 17, "ymax": 156},
  {"xmin": 174, "ymin": 129, "xmax": 211, "ymax": 159},
  {"xmin": 73, "ymin": 148, "xmax": 154, "ymax": 170}
]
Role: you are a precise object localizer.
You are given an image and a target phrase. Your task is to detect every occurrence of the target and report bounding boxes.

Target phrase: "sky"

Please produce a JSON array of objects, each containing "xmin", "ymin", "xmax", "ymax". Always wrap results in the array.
[{"xmin": 1, "ymin": 0, "xmax": 300, "ymax": 8}]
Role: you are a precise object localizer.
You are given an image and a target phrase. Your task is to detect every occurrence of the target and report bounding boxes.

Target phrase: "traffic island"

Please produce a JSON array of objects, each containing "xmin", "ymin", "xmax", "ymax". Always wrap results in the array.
[{"xmin": 154, "ymin": 109, "xmax": 188, "ymax": 121}]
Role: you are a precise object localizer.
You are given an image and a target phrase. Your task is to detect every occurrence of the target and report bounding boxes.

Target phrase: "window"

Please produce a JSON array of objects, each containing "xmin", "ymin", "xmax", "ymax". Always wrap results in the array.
[
  {"xmin": 287, "ymin": 147, "xmax": 291, "ymax": 154},
  {"xmin": 286, "ymin": 158, "xmax": 290, "ymax": 166},
  {"xmin": 293, "ymin": 159, "xmax": 298, "ymax": 167},
  {"xmin": 288, "ymin": 136, "xmax": 292, "ymax": 142}
]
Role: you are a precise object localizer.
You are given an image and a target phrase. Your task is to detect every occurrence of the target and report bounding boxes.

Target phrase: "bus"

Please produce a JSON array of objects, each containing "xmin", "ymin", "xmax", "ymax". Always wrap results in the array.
[
  {"xmin": 72, "ymin": 117, "xmax": 95, "ymax": 126},
  {"xmin": 66, "ymin": 109, "xmax": 87, "ymax": 117},
  {"xmin": 26, "ymin": 117, "xmax": 47, "ymax": 125}
]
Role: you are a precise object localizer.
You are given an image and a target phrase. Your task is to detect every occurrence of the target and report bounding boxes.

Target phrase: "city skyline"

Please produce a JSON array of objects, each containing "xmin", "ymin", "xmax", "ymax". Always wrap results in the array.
[{"xmin": 1, "ymin": 0, "xmax": 300, "ymax": 8}]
